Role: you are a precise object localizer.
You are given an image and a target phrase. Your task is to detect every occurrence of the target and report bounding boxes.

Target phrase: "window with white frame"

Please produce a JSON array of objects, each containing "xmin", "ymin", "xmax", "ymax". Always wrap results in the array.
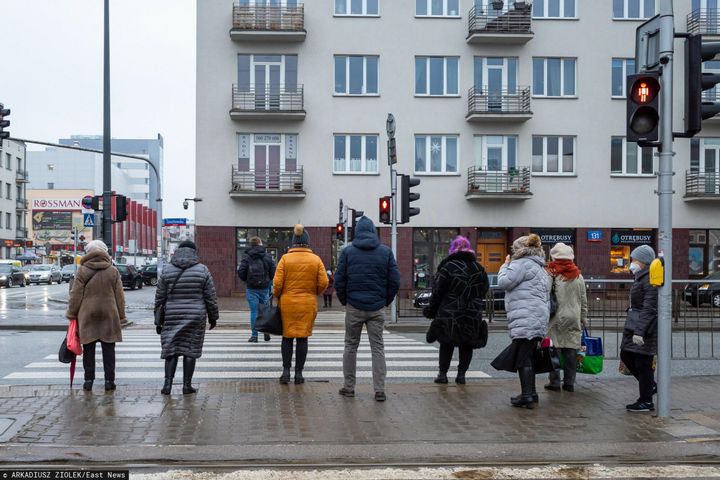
[
  {"xmin": 415, "ymin": 135, "xmax": 459, "ymax": 174},
  {"xmin": 334, "ymin": 55, "xmax": 379, "ymax": 95},
  {"xmin": 532, "ymin": 58, "xmax": 576, "ymax": 97},
  {"xmin": 532, "ymin": 0, "xmax": 577, "ymax": 18},
  {"xmin": 613, "ymin": 0, "xmax": 655, "ymax": 19},
  {"xmin": 237, "ymin": 133, "xmax": 299, "ymax": 172},
  {"xmin": 334, "ymin": 135, "xmax": 378, "ymax": 173},
  {"xmin": 335, "ymin": 0, "xmax": 379, "ymax": 15},
  {"xmin": 532, "ymin": 136, "xmax": 575, "ymax": 174},
  {"xmin": 474, "ymin": 136, "xmax": 518, "ymax": 171},
  {"xmin": 416, "ymin": 0, "xmax": 460, "ymax": 17},
  {"xmin": 610, "ymin": 137, "xmax": 654, "ymax": 175},
  {"xmin": 611, "ymin": 58, "xmax": 636, "ymax": 97},
  {"xmin": 415, "ymin": 57, "xmax": 459, "ymax": 96}
]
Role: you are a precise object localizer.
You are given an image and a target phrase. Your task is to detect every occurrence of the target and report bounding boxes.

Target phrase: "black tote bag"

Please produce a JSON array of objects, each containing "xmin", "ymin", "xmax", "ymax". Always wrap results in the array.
[
  {"xmin": 255, "ymin": 298, "xmax": 283, "ymax": 336},
  {"xmin": 533, "ymin": 345, "xmax": 561, "ymax": 374}
]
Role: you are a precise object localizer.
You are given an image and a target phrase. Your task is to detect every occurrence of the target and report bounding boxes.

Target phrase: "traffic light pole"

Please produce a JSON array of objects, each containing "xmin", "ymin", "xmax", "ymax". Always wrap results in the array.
[
  {"xmin": 390, "ymin": 168, "xmax": 398, "ymax": 324},
  {"xmin": 102, "ymin": 0, "xmax": 113, "ymax": 254},
  {"xmin": 656, "ymin": 0, "xmax": 674, "ymax": 419}
]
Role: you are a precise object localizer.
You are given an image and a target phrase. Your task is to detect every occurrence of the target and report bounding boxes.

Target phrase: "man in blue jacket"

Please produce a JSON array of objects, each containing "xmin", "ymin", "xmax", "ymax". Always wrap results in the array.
[{"xmin": 335, "ymin": 216, "xmax": 400, "ymax": 402}]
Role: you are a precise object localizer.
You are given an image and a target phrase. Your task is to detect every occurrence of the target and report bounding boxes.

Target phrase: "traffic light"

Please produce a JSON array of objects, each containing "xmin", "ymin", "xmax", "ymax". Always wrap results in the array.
[
  {"xmin": 115, "ymin": 195, "xmax": 128, "ymax": 223},
  {"xmin": 350, "ymin": 208, "xmax": 364, "ymax": 240},
  {"xmin": 335, "ymin": 223, "xmax": 344, "ymax": 240},
  {"xmin": 379, "ymin": 196, "xmax": 391, "ymax": 224},
  {"xmin": 626, "ymin": 72, "xmax": 660, "ymax": 144},
  {"xmin": 91, "ymin": 195, "xmax": 101, "ymax": 210},
  {"xmin": 684, "ymin": 35, "xmax": 720, "ymax": 136},
  {"xmin": 0, "ymin": 104, "xmax": 10, "ymax": 141},
  {"xmin": 400, "ymin": 175, "xmax": 421, "ymax": 223}
]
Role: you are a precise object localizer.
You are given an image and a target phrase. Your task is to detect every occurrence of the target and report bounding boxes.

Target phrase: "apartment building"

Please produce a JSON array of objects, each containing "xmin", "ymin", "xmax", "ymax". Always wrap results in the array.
[
  {"xmin": 0, "ymin": 139, "xmax": 29, "ymax": 259},
  {"xmin": 196, "ymin": 0, "xmax": 720, "ymax": 297}
]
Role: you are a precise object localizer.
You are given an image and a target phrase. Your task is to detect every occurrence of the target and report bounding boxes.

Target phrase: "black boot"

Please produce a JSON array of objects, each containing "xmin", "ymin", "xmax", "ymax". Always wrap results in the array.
[
  {"xmin": 434, "ymin": 373, "xmax": 449, "ymax": 384},
  {"xmin": 161, "ymin": 356, "xmax": 178, "ymax": 395},
  {"xmin": 279, "ymin": 367, "xmax": 291, "ymax": 384},
  {"xmin": 294, "ymin": 368, "xmax": 305, "ymax": 384},
  {"xmin": 182, "ymin": 357, "xmax": 197, "ymax": 394},
  {"xmin": 511, "ymin": 366, "xmax": 536, "ymax": 409}
]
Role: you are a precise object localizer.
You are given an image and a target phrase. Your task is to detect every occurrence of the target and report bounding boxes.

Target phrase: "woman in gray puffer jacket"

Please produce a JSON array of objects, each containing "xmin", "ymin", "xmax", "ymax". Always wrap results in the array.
[
  {"xmin": 155, "ymin": 240, "xmax": 219, "ymax": 395},
  {"xmin": 491, "ymin": 233, "xmax": 549, "ymax": 409}
]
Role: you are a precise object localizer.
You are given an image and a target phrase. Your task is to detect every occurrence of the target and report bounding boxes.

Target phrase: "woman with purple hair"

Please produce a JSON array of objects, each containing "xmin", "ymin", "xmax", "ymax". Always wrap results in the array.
[{"xmin": 423, "ymin": 235, "xmax": 489, "ymax": 384}]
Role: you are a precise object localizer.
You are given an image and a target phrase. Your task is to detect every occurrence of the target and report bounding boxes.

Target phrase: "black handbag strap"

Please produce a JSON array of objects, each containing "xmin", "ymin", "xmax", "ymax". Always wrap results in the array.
[{"xmin": 166, "ymin": 268, "xmax": 187, "ymax": 299}]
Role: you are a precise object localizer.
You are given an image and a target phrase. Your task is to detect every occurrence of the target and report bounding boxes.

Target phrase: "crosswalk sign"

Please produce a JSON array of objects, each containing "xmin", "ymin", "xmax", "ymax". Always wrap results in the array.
[{"xmin": 83, "ymin": 213, "xmax": 95, "ymax": 227}]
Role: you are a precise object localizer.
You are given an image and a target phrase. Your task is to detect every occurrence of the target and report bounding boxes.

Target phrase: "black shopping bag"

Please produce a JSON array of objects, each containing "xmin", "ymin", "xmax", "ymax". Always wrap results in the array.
[
  {"xmin": 533, "ymin": 345, "xmax": 561, "ymax": 374},
  {"xmin": 255, "ymin": 299, "xmax": 283, "ymax": 336}
]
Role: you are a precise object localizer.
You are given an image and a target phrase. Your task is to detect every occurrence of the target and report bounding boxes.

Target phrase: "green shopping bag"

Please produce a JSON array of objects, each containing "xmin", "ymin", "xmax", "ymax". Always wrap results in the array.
[{"xmin": 577, "ymin": 352, "xmax": 603, "ymax": 374}]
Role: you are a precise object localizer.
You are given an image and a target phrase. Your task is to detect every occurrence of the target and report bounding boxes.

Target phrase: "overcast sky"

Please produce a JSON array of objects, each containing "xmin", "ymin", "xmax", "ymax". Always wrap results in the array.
[{"xmin": 0, "ymin": 0, "xmax": 196, "ymax": 218}]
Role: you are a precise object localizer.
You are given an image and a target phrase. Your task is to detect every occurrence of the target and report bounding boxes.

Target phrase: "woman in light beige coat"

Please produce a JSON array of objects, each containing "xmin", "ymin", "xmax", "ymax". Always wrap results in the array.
[{"xmin": 544, "ymin": 243, "xmax": 588, "ymax": 392}]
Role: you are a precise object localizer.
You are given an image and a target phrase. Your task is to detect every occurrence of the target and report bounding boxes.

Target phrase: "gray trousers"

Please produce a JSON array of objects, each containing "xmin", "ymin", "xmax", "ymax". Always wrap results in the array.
[
  {"xmin": 343, "ymin": 304, "xmax": 386, "ymax": 392},
  {"xmin": 548, "ymin": 347, "xmax": 577, "ymax": 387}
]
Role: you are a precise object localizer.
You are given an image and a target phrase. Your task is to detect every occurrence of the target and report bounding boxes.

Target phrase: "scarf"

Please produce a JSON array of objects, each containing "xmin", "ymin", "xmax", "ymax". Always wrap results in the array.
[{"xmin": 546, "ymin": 259, "xmax": 581, "ymax": 281}]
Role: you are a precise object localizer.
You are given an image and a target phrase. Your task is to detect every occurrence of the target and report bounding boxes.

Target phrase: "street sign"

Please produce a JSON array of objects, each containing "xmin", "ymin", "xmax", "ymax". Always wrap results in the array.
[
  {"xmin": 635, "ymin": 14, "xmax": 662, "ymax": 73},
  {"xmin": 83, "ymin": 213, "xmax": 95, "ymax": 227},
  {"xmin": 163, "ymin": 218, "xmax": 188, "ymax": 227}
]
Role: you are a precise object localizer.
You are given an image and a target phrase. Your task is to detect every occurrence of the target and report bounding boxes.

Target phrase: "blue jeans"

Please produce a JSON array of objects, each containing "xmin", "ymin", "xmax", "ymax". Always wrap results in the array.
[{"xmin": 247, "ymin": 288, "xmax": 270, "ymax": 337}]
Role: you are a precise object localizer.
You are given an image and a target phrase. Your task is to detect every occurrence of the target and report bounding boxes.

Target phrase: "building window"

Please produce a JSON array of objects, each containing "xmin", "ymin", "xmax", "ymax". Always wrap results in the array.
[
  {"xmin": 533, "ymin": 0, "xmax": 577, "ymax": 18},
  {"xmin": 48, "ymin": 183, "xmax": 54, "ymax": 190},
  {"xmin": 416, "ymin": 0, "xmax": 460, "ymax": 17},
  {"xmin": 237, "ymin": 228, "xmax": 294, "ymax": 268},
  {"xmin": 334, "ymin": 55, "xmax": 379, "ymax": 95},
  {"xmin": 610, "ymin": 230, "xmax": 655, "ymax": 273},
  {"xmin": 610, "ymin": 137, "xmax": 654, "ymax": 175},
  {"xmin": 415, "ymin": 57, "xmax": 459, "ymax": 96},
  {"xmin": 5, "ymin": 183, "xmax": 10, "ymax": 200},
  {"xmin": 237, "ymin": 133, "xmax": 299, "ymax": 173},
  {"xmin": 16, "ymin": 158, "xmax": 21, "ymax": 171},
  {"xmin": 613, "ymin": 0, "xmax": 655, "ymax": 19},
  {"xmin": 415, "ymin": 135, "xmax": 459, "ymax": 174},
  {"xmin": 612, "ymin": 58, "xmax": 636, "ymax": 98},
  {"xmin": 333, "ymin": 134, "xmax": 378, "ymax": 174},
  {"xmin": 473, "ymin": 57, "xmax": 519, "ymax": 92},
  {"xmin": 5, "ymin": 213, "xmax": 10, "ymax": 230},
  {"xmin": 474, "ymin": 135, "xmax": 518, "ymax": 170},
  {"xmin": 335, "ymin": 0, "xmax": 379, "ymax": 16},
  {"xmin": 0, "ymin": 212, "xmax": 2, "ymax": 228},
  {"xmin": 4, "ymin": 153, "xmax": 10, "ymax": 170},
  {"xmin": 533, "ymin": 58, "xmax": 576, "ymax": 97},
  {"xmin": 237, "ymin": 54, "xmax": 299, "ymax": 98},
  {"xmin": 532, "ymin": 135, "xmax": 575, "ymax": 175}
]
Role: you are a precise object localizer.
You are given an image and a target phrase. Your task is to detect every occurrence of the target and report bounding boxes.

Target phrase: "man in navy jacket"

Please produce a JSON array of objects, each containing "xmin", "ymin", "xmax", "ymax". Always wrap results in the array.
[{"xmin": 335, "ymin": 216, "xmax": 400, "ymax": 402}]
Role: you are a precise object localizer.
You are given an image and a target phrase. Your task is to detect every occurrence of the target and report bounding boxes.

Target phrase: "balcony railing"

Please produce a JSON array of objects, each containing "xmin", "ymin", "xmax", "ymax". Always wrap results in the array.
[
  {"xmin": 231, "ymin": 166, "xmax": 305, "ymax": 197},
  {"xmin": 16, "ymin": 198, "xmax": 28, "ymax": 210},
  {"xmin": 685, "ymin": 170, "xmax": 720, "ymax": 200},
  {"xmin": 467, "ymin": 4, "xmax": 533, "ymax": 43},
  {"xmin": 230, "ymin": 84, "xmax": 305, "ymax": 120},
  {"xmin": 15, "ymin": 169, "xmax": 28, "ymax": 183},
  {"xmin": 231, "ymin": 3, "xmax": 306, "ymax": 41},
  {"xmin": 466, "ymin": 166, "xmax": 532, "ymax": 199},
  {"xmin": 466, "ymin": 86, "xmax": 532, "ymax": 121},
  {"xmin": 687, "ymin": 8, "xmax": 720, "ymax": 35},
  {"xmin": 16, "ymin": 227, "xmax": 27, "ymax": 239}
]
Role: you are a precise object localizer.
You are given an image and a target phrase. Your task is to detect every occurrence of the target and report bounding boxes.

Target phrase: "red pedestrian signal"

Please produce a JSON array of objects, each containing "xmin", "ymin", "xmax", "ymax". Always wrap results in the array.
[
  {"xmin": 379, "ymin": 196, "xmax": 391, "ymax": 224},
  {"xmin": 626, "ymin": 73, "xmax": 660, "ymax": 144},
  {"xmin": 336, "ymin": 223, "xmax": 344, "ymax": 240}
]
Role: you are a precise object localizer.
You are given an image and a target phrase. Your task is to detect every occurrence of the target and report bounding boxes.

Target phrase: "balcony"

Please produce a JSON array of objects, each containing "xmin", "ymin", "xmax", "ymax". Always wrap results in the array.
[
  {"xmin": 466, "ymin": 166, "xmax": 532, "ymax": 200},
  {"xmin": 687, "ymin": 9, "xmax": 720, "ymax": 36},
  {"xmin": 466, "ymin": 86, "xmax": 532, "ymax": 122},
  {"xmin": 16, "ymin": 227, "xmax": 27, "ymax": 239},
  {"xmin": 230, "ymin": 166, "xmax": 305, "ymax": 198},
  {"xmin": 231, "ymin": 3, "xmax": 306, "ymax": 42},
  {"xmin": 230, "ymin": 84, "xmax": 305, "ymax": 120},
  {"xmin": 15, "ymin": 169, "xmax": 28, "ymax": 183},
  {"xmin": 16, "ymin": 198, "xmax": 28, "ymax": 211},
  {"xmin": 467, "ymin": 3, "xmax": 533, "ymax": 44},
  {"xmin": 685, "ymin": 171, "xmax": 720, "ymax": 201}
]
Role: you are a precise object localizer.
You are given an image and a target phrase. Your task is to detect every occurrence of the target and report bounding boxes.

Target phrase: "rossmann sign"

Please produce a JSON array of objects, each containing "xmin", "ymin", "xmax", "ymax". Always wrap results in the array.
[{"xmin": 32, "ymin": 199, "xmax": 83, "ymax": 210}]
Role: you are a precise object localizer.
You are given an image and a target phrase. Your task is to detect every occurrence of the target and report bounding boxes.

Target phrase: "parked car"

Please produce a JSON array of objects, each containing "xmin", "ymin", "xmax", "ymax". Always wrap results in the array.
[
  {"xmin": 20, "ymin": 265, "xmax": 32, "ymax": 283},
  {"xmin": 28, "ymin": 265, "xmax": 62, "ymax": 285},
  {"xmin": 0, "ymin": 264, "xmax": 27, "ymax": 288},
  {"xmin": 60, "ymin": 265, "xmax": 77, "ymax": 283},
  {"xmin": 412, "ymin": 273, "xmax": 506, "ymax": 311},
  {"xmin": 684, "ymin": 272, "xmax": 720, "ymax": 308},
  {"xmin": 117, "ymin": 264, "xmax": 143, "ymax": 290},
  {"xmin": 139, "ymin": 264, "xmax": 158, "ymax": 286}
]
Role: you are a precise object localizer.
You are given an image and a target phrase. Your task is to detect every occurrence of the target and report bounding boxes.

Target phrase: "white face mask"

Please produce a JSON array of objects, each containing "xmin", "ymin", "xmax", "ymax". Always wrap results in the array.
[{"xmin": 629, "ymin": 263, "xmax": 642, "ymax": 274}]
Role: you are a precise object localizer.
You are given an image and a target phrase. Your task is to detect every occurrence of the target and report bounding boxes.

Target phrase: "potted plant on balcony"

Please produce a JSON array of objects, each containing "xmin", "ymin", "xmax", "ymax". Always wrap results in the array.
[
  {"xmin": 513, "ymin": 1, "xmax": 532, "ymax": 11},
  {"xmin": 491, "ymin": 1, "xmax": 504, "ymax": 10}
]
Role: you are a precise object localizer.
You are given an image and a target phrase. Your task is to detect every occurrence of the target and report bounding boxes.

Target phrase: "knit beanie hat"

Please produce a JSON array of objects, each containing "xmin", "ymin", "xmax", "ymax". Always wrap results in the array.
[
  {"xmin": 85, "ymin": 239, "xmax": 108, "ymax": 254},
  {"xmin": 449, "ymin": 235, "xmax": 474, "ymax": 255},
  {"xmin": 291, "ymin": 224, "xmax": 310, "ymax": 247},
  {"xmin": 630, "ymin": 244, "xmax": 655, "ymax": 265},
  {"xmin": 178, "ymin": 240, "xmax": 197, "ymax": 250},
  {"xmin": 550, "ymin": 242, "xmax": 575, "ymax": 261}
]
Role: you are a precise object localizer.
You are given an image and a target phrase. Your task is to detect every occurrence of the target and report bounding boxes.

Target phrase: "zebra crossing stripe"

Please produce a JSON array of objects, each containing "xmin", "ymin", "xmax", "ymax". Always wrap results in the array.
[
  {"xmin": 4, "ymin": 371, "xmax": 491, "ymax": 379},
  {"xmin": 42, "ymin": 353, "xmax": 435, "ymax": 360}
]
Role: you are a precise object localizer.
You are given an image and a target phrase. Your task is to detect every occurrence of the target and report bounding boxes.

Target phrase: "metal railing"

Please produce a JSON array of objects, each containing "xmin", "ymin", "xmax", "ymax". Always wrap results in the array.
[
  {"xmin": 467, "ymin": 86, "xmax": 531, "ymax": 115},
  {"xmin": 15, "ymin": 198, "xmax": 28, "ymax": 210},
  {"xmin": 231, "ymin": 84, "xmax": 304, "ymax": 113},
  {"xmin": 687, "ymin": 8, "xmax": 720, "ymax": 35},
  {"xmin": 231, "ymin": 166, "xmax": 304, "ymax": 194},
  {"xmin": 685, "ymin": 170, "xmax": 720, "ymax": 198},
  {"xmin": 15, "ymin": 227, "xmax": 27, "ymax": 239},
  {"xmin": 467, "ymin": 166, "xmax": 531, "ymax": 195},
  {"xmin": 468, "ymin": 4, "xmax": 532, "ymax": 35},
  {"xmin": 396, "ymin": 287, "xmax": 505, "ymax": 321},
  {"xmin": 232, "ymin": 3, "xmax": 305, "ymax": 31},
  {"xmin": 15, "ymin": 169, "xmax": 28, "ymax": 182}
]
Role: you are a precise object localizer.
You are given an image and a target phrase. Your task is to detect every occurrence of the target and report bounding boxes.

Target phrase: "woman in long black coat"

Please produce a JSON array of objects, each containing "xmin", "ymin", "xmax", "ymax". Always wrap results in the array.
[
  {"xmin": 423, "ymin": 236, "xmax": 489, "ymax": 384},
  {"xmin": 155, "ymin": 240, "xmax": 219, "ymax": 395}
]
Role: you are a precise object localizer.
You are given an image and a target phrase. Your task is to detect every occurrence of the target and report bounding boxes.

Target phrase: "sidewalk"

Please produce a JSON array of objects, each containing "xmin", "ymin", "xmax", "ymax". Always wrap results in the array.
[{"xmin": 1, "ymin": 376, "xmax": 719, "ymax": 466}]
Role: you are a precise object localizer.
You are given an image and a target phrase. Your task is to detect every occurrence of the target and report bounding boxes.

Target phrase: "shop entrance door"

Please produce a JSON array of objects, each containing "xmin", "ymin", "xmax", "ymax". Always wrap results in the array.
[
  {"xmin": 254, "ymin": 144, "xmax": 281, "ymax": 190},
  {"xmin": 702, "ymin": 144, "xmax": 719, "ymax": 194}
]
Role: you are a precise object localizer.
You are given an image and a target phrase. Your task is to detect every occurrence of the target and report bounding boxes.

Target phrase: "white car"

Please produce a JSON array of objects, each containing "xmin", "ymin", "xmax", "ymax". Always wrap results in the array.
[{"xmin": 28, "ymin": 265, "xmax": 62, "ymax": 285}]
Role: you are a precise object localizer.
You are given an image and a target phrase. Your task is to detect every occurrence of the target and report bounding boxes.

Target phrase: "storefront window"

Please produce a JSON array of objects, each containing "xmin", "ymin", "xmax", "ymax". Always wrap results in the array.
[
  {"xmin": 710, "ymin": 230, "xmax": 720, "ymax": 274},
  {"xmin": 689, "ymin": 229, "xmax": 720, "ymax": 277},
  {"xmin": 610, "ymin": 229, "xmax": 654, "ymax": 274},
  {"xmin": 413, "ymin": 228, "xmax": 458, "ymax": 289},
  {"xmin": 236, "ymin": 228, "xmax": 293, "ymax": 269},
  {"xmin": 532, "ymin": 228, "xmax": 576, "ymax": 262}
]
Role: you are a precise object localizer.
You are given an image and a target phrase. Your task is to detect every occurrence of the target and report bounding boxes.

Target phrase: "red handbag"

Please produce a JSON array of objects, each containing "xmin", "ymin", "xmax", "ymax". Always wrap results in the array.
[{"xmin": 67, "ymin": 319, "xmax": 83, "ymax": 356}]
